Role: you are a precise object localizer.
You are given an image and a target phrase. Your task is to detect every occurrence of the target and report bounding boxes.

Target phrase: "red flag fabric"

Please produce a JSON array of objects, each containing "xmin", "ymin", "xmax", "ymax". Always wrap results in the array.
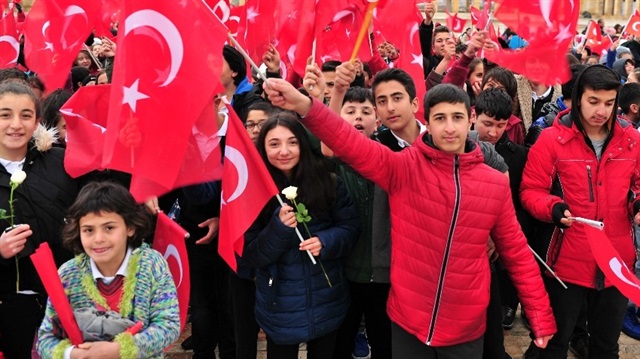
[
  {"xmin": 30, "ymin": 243, "xmax": 83, "ymax": 346},
  {"xmin": 624, "ymin": 10, "xmax": 640, "ymax": 37},
  {"xmin": 486, "ymin": 0, "xmax": 579, "ymax": 85},
  {"xmin": 317, "ymin": 6, "xmax": 373, "ymax": 64},
  {"xmin": 153, "ymin": 212, "xmax": 190, "ymax": 332},
  {"xmin": 0, "ymin": 8, "xmax": 19, "ymax": 69},
  {"xmin": 94, "ymin": 0, "xmax": 121, "ymax": 39},
  {"xmin": 470, "ymin": 5, "xmax": 489, "ymax": 30},
  {"xmin": 446, "ymin": 11, "xmax": 467, "ymax": 33},
  {"xmin": 583, "ymin": 225, "xmax": 640, "ymax": 306},
  {"xmin": 104, "ymin": 0, "xmax": 227, "ymax": 202},
  {"xmin": 219, "ymin": 105, "xmax": 278, "ymax": 271},
  {"xmin": 584, "ymin": 20, "xmax": 611, "ymax": 56},
  {"xmin": 374, "ymin": 1, "xmax": 426, "ymax": 122},
  {"xmin": 60, "ymin": 85, "xmax": 110, "ymax": 178},
  {"xmin": 238, "ymin": 0, "xmax": 279, "ymax": 66},
  {"xmin": 23, "ymin": 0, "xmax": 100, "ymax": 91}
]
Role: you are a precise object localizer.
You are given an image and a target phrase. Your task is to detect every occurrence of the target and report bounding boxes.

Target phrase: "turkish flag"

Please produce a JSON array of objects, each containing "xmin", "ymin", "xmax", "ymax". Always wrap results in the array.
[
  {"xmin": 104, "ymin": 0, "xmax": 227, "ymax": 202},
  {"xmin": 317, "ymin": 6, "xmax": 373, "ymax": 64},
  {"xmin": 153, "ymin": 212, "xmax": 190, "ymax": 332},
  {"xmin": 583, "ymin": 225, "xmax": 640, "ymax": 306},
  {"xmin": 218, "ymin": 105, "xmax": 278, "ymax": 271},
  {"xmin": 374, "ymin": 1, "xmax": 425, "ymax": 121},
  {"xmin": 94, "ymin": 0, "xmax": 121, "ymax": 39},
  {"xmin": 0, "ymin": 9, "xmax": 19, "ymax": 69},
  {"xmin": 60, "ymin": 85, "xmax": 110, "ymax": 178},
  {"xmin": 470, "ymin": 5, "xmax": 490, "ymax": 30},
  {"xmin": 446, "ymin": 11, "xmax": 467, "ymax": 33},
  {"xmin": 624, "ymin": 10, "xmax": 640, "ymax": 37},
  {"xmin": 584, "ymin": 21, "xmax": 611, "ymax": 56},
  {"xmin": 238, "ymin": 0, "xmax": 279, "ymax": 66},
  {"xmin": 30, "ymin": 243, "xmax": 83, "ymax": 346},
  {"xmin": 494, "ymin": 0, "xmax": 579, "ymax": 44},
  {"xmin": 23, "ymin": 0, "xmax": 100, "ymax": 91}
]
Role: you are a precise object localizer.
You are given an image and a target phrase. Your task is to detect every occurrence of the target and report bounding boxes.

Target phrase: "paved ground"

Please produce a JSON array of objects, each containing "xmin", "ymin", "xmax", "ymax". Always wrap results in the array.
[{"xmin": 166, "ymin": 308, "xmax": 640, "ymax": 358}]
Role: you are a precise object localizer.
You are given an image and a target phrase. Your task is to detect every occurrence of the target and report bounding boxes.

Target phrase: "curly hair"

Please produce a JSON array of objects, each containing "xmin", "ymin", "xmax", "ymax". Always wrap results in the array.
[{"xmin": 62, "ymin": 181, "xmax": 151, "ymax": 254}]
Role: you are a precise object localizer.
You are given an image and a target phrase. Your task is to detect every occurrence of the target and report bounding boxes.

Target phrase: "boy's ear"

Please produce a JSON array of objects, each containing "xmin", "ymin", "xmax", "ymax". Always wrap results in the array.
[
  {"xmin": 470, "ymin": 108, "xmax": 476, "ymax": 123},
  {"xmin": 127, "ymin": 227, "xmax": 135, "ymax": 238},
  {"xmin": 411, "ymin": 97, "xmax": 419, "ymax": 114},
  {"xmin": 631, "ymin": 103, "xmax": 640, "ymax": 114}
]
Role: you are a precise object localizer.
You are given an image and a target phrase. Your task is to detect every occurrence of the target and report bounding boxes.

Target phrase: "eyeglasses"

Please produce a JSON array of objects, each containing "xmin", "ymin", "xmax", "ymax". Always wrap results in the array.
[{"xmin": 245, "ymin": 121, "xmax": 266, "ymax": 130}]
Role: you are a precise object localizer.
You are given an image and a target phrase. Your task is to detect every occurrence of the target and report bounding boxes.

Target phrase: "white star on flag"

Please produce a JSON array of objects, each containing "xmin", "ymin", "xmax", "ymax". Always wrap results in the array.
[
  {"xmin": 411, "ymin": 53, "xmax": 424, "ymax": 69},
  {"xmin": 44, "ymin": 42, "xmax": 54, "ymax": 51},
  {"xmin": 122, "ymin": 79, "xmax": 149, "ymax": 113},
  {"xmin": 247, "ymin": 7, "xmax": 259, "ymax": 22},
  {"xmin": 554, "ymin": 23, "xmax": 573, "ymax": 44}
]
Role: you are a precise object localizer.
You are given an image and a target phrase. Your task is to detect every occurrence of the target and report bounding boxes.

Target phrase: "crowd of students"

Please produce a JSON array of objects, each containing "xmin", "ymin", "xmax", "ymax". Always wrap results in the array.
[{"xmin": 1, "ymin": 2, "xmax": 640, "ymax": 359}]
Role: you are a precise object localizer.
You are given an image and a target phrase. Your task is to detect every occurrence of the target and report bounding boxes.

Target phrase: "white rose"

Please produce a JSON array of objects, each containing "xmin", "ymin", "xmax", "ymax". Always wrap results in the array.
[
  {"xmin": 10, "ymin": 170, "xmax": 26, "ymax": 186},
  {"xmin": 281, "ymin": 186, "xmax": 298, "ymax": 200}
]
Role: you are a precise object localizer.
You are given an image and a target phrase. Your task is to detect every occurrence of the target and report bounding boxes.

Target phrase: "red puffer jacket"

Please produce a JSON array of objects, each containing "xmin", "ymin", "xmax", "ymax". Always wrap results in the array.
[
  {"xmin": 303, "ymin": 99, "xmax": 556, "ymax": 346},
  {"xmin": 521, "ymin": 110, "xmax": 640, "ymax": 288}
]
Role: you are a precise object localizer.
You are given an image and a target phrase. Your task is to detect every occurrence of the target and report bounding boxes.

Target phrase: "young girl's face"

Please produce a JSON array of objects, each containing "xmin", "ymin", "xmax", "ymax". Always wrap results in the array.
[
  {"xmin": 0, "ymin": 93, "xmax": 38, "ymax": 161},
  {"xmin": 265, "ymin": 125, "xmax": 300, "ymax": 179},
  {"xmin": 468, "ymin": 62, "xmax": 484, "ymax": 89},
  {"xmin": 80, "ymin": 211, "xmax": 134, "ymax": 276},
  {"xmin": 75, "ymin": 52, "xmax": 91, "ymax": 68}
]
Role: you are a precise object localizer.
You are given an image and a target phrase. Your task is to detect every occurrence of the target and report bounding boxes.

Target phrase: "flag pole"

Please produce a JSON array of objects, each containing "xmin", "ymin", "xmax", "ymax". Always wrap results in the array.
[
  {"xmin": 276, "ymin": 194, "xmax": 317, "ymax": 264},
  {"xmin": 528, "ymin": 245, "xmax": 568, "ymax": 289},
  {"xmin": 309, "ymin": 38, "xmax": 317, "ymax": 91},
  {"xmin": 350, "ymin": 0, "xmax": 379, "ymax": 63},
  {"xmin": 83, "ymin": 43, "xmax": 103, "ymax": 71},
  {"xmin": 227, "ymin": 33, "xmax": 270, "ymax": 85}
]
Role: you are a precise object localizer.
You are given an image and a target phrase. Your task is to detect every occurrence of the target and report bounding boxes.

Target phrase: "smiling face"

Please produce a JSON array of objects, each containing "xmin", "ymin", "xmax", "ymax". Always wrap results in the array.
[
  {"xmin": 0, "ymin": 93, "xmax": 38, "ymax": 161},
  {"xmin": 265, "ymin": 125, "xmax": 300, "ymax": 179},
  {"xmin": 80, "ymin": 211, "xmax": 134, "ymax": 277},
  {"xmin": 75, "ymin": 51, "xmax": 91, "ymax": 68}
]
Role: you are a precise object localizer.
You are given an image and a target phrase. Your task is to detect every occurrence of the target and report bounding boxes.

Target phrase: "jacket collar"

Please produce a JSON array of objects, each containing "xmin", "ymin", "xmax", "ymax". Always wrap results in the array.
[{"xmin": 417, "ymin": 133, "xmax": 484, "ymax": 169}]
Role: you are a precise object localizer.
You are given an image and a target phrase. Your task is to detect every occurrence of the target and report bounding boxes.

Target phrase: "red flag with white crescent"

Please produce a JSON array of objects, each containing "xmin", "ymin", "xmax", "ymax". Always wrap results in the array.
[
  {"xmin": 0, "ymin": 8, "xmax": 19, "ymax": 69},
  {"xmin": 219, "ymin": 105, "xmax": 279, "ymax": 271},
  {"xmin": 445, "ymin": 11, "xmax": 467, "ymax": 33},
  {"xmin": 584, "ymin": 225, "xmax": 640, "ymax": 306},
  {"xmin": 624, "ymin": 9, "xmax": 640, "ymax": 37},
  {"xmin": 153, "ymin": 212, "xmax": 190, "ymax": 332},
  {"xmin": 23, "ymin": 0, "xmax": 100, "ymax": 91}
]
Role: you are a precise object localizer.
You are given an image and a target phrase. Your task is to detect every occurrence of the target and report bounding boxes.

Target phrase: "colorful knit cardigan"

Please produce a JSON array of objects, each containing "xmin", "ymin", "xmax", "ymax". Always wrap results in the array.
[{"xmin": 36, "ymin": 244, "xmax": 180, "ymax": 359}]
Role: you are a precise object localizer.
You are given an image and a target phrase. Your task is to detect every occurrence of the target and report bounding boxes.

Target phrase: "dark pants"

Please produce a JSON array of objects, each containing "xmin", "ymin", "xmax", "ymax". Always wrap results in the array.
[
  {"xmin": 228, "ymin": 273, "xmax": 260, "ymax": 359},
  {"xmin": 484, "ymin": 265, "xmax": 507, "ymax": 359},
  {"xmin": 187, "ymin": 241, "xmax": 235, "ymax": 359},
  {"xmin": 267, "ymin": 330, "xmax": 338, "ymax": 359},
  {"xmin": 392, "ymin": 322, "xmax": 483, "ymax": 359},
  {"xmin": 333, "ymin": 281, "xmax": 391, "ymax": 359},
  {"xmin": 0, "ymin": 293, "xmax": 45, "ymax": 359},
  {"xmin": 538, "ymin": 276, "xmax": 627, "ymax": 359}
]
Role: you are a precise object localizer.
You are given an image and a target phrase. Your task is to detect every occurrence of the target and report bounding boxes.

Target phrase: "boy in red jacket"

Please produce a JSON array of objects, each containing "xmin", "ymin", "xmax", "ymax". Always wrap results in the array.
[{"xmin": 264, "ymin": 78, "xmax": 556, "ymax": 358}]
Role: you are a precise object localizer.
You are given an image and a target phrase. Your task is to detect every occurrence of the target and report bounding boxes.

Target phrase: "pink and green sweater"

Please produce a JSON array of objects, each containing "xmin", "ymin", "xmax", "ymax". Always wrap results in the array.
[{"xmin": 36, "ymin": 244, "xmax": 180, "ymax": 359}]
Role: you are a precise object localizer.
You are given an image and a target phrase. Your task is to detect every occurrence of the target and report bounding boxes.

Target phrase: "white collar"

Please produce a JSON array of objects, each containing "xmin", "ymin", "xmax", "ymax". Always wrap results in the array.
[
  {"xmin": 0, "ymin": 157, "xmax": 25, "ymax": 175},
  {"xmin": 532, "ymin": 86, "xmax": 552, "ymax": 102},
  {"xmin": 90, "ymin": 247, "xmax": 132, "ymax": 284},
  {"xmin": 390, "ymin": 120, "xmax": 426, "ymax": 148}
]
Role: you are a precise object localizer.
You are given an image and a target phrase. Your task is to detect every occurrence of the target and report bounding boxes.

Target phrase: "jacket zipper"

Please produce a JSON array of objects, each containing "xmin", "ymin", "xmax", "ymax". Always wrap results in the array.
[
  {"xmin": 426, "ymin": 156, "xmax": 461, "ymax": 345},
  {"xmin": 586, "ymin": 165, "xmax": 594, "ymax": 202}
]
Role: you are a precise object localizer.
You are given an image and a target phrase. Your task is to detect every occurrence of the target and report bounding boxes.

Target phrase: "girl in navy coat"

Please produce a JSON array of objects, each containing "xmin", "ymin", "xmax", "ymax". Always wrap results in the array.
[{"xmin": 243, "ymin": 112, "xmax": 359, "ymax": 359}]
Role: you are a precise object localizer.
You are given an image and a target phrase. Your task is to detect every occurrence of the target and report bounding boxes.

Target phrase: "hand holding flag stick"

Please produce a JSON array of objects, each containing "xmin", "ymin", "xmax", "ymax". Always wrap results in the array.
[{"xmin": 350, "ymin": 0, "xmax": 378, "ymax": 63}]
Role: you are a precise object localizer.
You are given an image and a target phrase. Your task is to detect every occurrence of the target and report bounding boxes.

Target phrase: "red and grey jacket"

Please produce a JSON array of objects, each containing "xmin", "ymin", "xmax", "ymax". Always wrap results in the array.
[
  {"xmin": 521, "ymin": 109, "xmax": 640, "ymax": 289},
  {"xmin": 302, "ymin": 99, "xmax": 556, "ymax": 346}
]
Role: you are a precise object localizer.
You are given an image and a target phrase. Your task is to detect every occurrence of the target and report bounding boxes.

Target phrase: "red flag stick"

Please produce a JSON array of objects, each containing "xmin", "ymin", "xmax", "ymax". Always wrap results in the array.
[{"xmin": 350, "ymin": 0, "xmax": 378, "ymax": 63}]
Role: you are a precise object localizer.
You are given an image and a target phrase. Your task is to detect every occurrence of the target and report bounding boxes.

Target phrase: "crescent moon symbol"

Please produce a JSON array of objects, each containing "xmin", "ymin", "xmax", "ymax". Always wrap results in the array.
[
  {"xmin": 409, "ymin": 23, "xmax": 419, "ymax": 48},
  {"xmin": 0, "ymin": 36, "xmax": 19, "ymax": 66},
  {"xmin": 125, "ymin": 10, "xmax": 184, "ymax": 87},
  {"xmin": 633, "ymin": 21, "xmax": 640, "ymax": 33},
  {"xmin": 333, "ymin": 10, "xmax": 355, "ymax": 24},
  {"xmin": 163, "ymin": 244, "xmax": 184, "ymax": 287},
  {"xmin": 222, "ymin": 146, "xmax": 248, "ymax": 204},
  {"xmin": 42, "ymin": 20, "xmax": 50, "ymax": 36},
  {"xmin": 540, "ymin": 0, "xmax": 552, "ymax": 27},
  {"xmin": 609, "ymin": 257, "xmax": 640, "ymax": 289},
  {"xmin": 212, "ymin": 0, "xmax": 231, "ymax": 23},
  {"xmin": 61, "ymin": 5, "xmax": 89, "ymax": 49},
  {"xmin": 228, "ymin": 15, "xmax": 240, "ymax": 38},
  {"xmin": 287, "ymin": 44, "xmax": 297, "ymax": 63}
]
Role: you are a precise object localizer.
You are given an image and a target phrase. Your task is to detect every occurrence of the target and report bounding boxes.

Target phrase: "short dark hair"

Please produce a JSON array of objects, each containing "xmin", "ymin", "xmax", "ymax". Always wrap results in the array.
[
  {"xmin": 28, "ymin": 76, "xmax": 45, "ymax": 94},
  {"xmin": 321, "ymin": 60, "xmax": 341, "ymax": 73},
  {"xmin": 481, "ymin": 67, "xmax": 517, "ymax": 100},
  {"xmin": 423, "ymin": 84, "xmax": 471, "ymax": 122},
  {"xmin": 571, "ymin": 65, "xmax": 621, "ymax": 124},
  {"xmin": 71, "ymin": 66, "xmax": 90, "ymax": 92},
  {"xmin": 247, "ymin": 101, "xmax": 275, "ymax": 116},
  {"xmin": 475, "ymin": 88, "xmax": 512, "ymax": 121},
  {"xmin": 0, "ymin": 82, "xmax": 41, "ymax": 118},
  {"xmin": 342, "ymin": 87, "xmax": 374, "ymax": 106},
  {"xmin": 433, "ymin": 26, "xmax": 451, "ymax": 40},
  {"xmin": 41, "ymin": 89, "xmax": 72, "ymax": 129},
  {"xmin": 562, "ymin": 64, "xmax": 587, "ymax": 100},
  {"xmin": 371, "ymin": 68, "xmax": 417, "ymax": 102},
  {"xmin": 62, "ymin": 182, "xmax": 151, "ymax": 254},
  {"xmin": 0, "ymin": 68, "xmax": 28, "ymax": 84},
  {"xmin": 223, "ymin": 44, "xmax": 247, "ymax": 86},
  {"xmin": 362, "ymin": 63, "xmax": 372, "ymax": 78},
  {"xmin": 618, "ymin": 82, "xmax": 640, "ymax": 114}
]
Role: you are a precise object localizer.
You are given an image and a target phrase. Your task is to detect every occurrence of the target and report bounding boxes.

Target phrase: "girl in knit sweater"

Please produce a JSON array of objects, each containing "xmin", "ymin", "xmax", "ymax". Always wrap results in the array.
[{"xmin": 37, "ymin": 181, "xmax": 180, "ymax": 359}]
